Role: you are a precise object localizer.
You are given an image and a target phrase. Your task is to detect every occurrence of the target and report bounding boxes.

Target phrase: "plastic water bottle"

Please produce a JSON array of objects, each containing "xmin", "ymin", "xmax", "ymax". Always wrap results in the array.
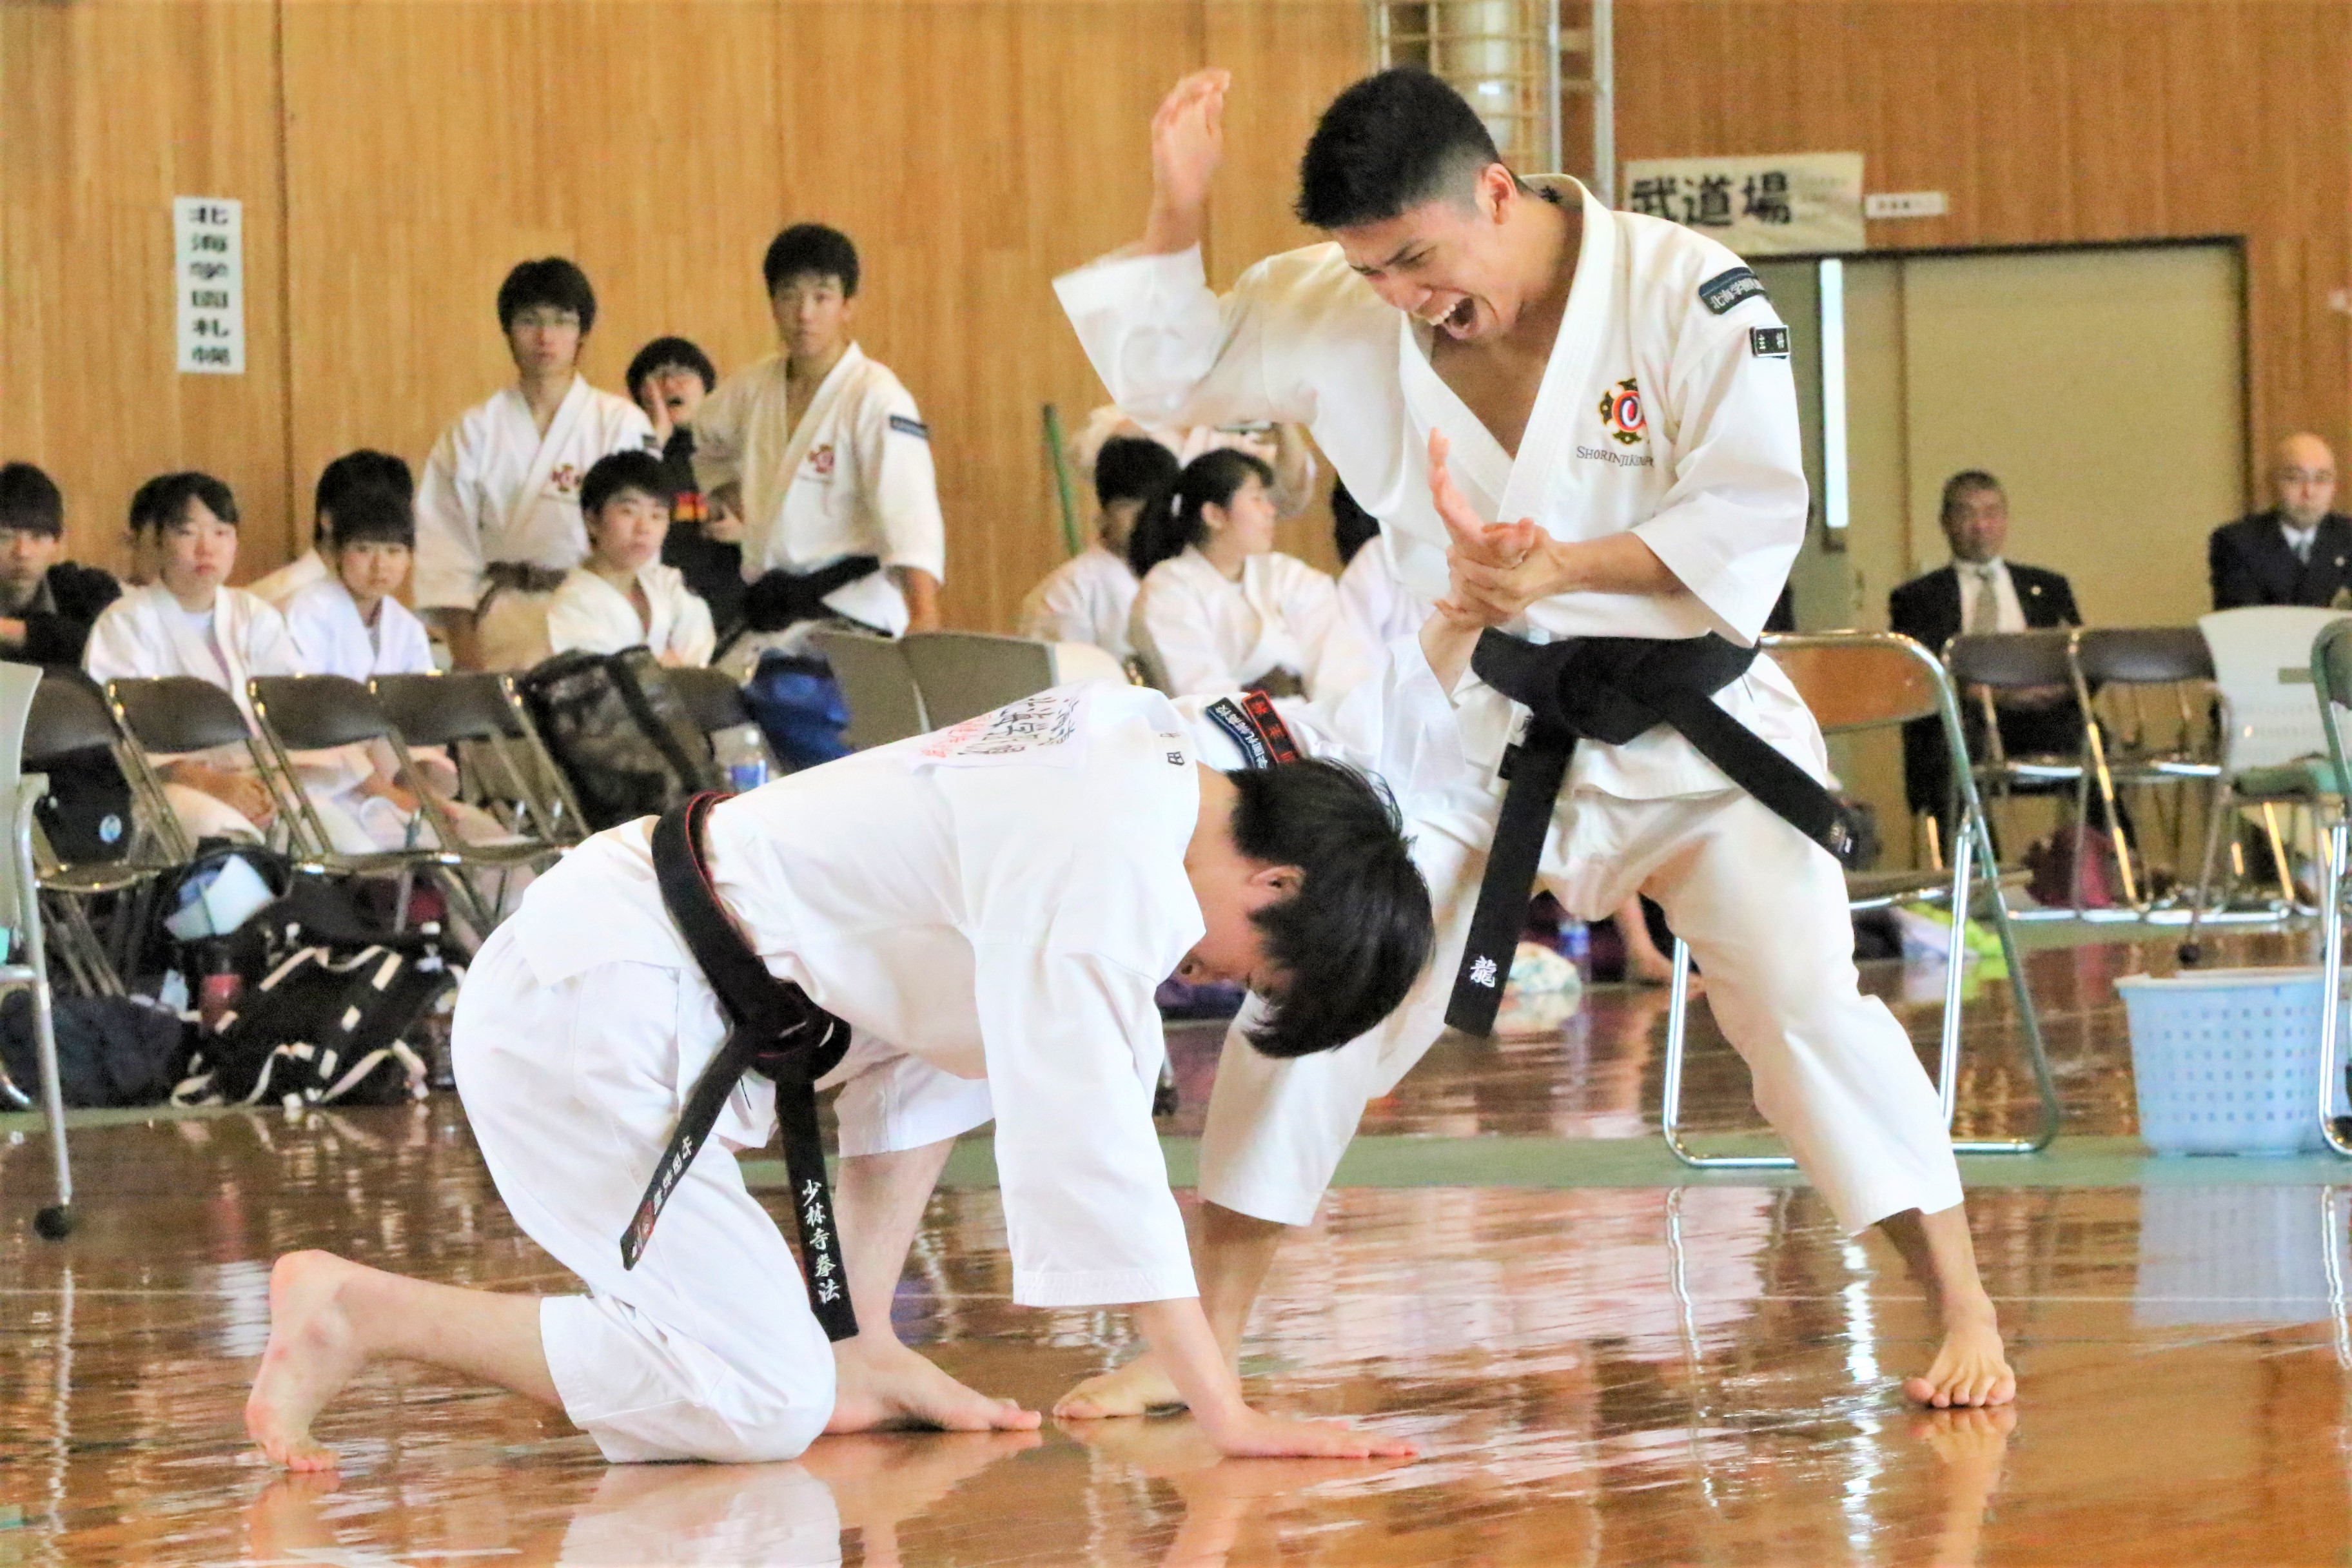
[
  {"xmin": 712, "ymin": 723, "xmax": 772, "ymax": 795},
  {"xmin": 1561, "ymin": 919, "xmax": 1592, "ymax": 985}
]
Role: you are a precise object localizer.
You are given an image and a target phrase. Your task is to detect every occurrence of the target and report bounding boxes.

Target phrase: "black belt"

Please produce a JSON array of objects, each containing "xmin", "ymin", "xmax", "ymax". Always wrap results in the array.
[
  {"xmin": 741, "ymin": 555, "xmax": 883, "ymax": 632},
  {"xmin": 1445, "ymin": 630, "xmax": 1848, "ymax": 1037},
  {"xmin": 620, "ymin": 792, "xmax": 860, "ymax": 1342}
]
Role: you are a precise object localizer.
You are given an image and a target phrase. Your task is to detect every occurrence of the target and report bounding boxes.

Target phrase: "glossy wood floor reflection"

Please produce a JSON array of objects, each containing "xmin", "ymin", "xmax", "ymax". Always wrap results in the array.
[{"xmin": 8, "ymin": 928, "xmax": 2352, "ymax": 1566}]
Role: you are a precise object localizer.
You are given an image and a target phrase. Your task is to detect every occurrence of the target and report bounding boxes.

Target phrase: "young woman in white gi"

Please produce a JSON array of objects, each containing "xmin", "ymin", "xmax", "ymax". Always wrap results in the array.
[
  {"xmin": 1127, "ymin": 449, "xmax": 1373, "ymax": 708},
  {"xmin": 1016, "ymin": 435, "xmax": 1179, "ymax": 661},
  {"xmin": 690, "ymin": 224, "xmax": 946, "ymax": 667},
  {"xmin": 1052, "ymin": 69, "xmax": 2014, "ymax": 1413},
  {"xmin": 242, "ymin": 679, "xmax": 1439, "ymax": 1472},
  {"xmin": 84, "ymin": 474, "xmax": 408, "ymax": 854},
  {"xmin": 545, "ymin": 451, "xmax": 718, "ymax": 668},
  {"xmin": 413, "ymin": 258, "xmax": 657, "ymax": 671},
  {"xmin": 251, "ymin": 450, "xmax": 413, "ymax": 613}
]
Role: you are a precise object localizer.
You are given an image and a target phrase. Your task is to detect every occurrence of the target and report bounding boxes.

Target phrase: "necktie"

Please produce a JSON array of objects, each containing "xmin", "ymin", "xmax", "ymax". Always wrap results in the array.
[{"xmin": 1966, "ymin": 564, "xmax": 2001, "ymax": 634}]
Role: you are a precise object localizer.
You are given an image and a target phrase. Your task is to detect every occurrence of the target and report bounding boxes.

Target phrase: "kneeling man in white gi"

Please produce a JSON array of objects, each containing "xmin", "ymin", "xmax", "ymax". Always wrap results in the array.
[
  {"xmin": 1052, "ymin": 67, "xmax": 2015, "ymax": 1414},
  {"xmin": 245, "ymin": 676, "xmax": 1435, "ymax": 1471}
]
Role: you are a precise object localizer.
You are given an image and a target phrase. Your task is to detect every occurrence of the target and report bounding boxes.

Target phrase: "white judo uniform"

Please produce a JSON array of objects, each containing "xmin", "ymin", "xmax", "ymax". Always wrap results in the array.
[
  {"xmin": 452, "ymin": 683, "xmax": 1225, "ymax": 1464},
  {"xmin": 282, "ymin": 579, "xmax": 436, "ymax": 680},
  {"xmin": 546, "ymin": 562, "xmax": 718, "ymax": 667},
  {"xmin": 690, "ymin": 345, "xmax": 946, "ymax": 664},
  {"xmin": 414, "ymin": 375, "xmax": 658, "ymax": 613},
  {"xmin": 1338, "ymin": 533, "xmax": 1433, "ymax": 651},
  {"xmin": 1131, "ymin": 547, "xmax": 1373, "ymax": 707},
  {"xmin": 84, "ymin": 584, "xmax": 400, "ymax": 853},
  {"xmin": 1017, "ymin": 544, "xmax": 1138, "ymax": 661},
  {"xmin": 1057, "ymin": 175, "xmax": 1962, "ymax": 1235},
  {"xmin": 248, "ymin": 549, "xmax": 329, "ymax": 612}
]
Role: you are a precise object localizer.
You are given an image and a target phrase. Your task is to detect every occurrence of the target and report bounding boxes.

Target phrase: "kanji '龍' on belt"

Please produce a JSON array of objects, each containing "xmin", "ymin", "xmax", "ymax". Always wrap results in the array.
[{"xmin": 621, "ymin": 792, "xmax": 860, "ymax": 1342}]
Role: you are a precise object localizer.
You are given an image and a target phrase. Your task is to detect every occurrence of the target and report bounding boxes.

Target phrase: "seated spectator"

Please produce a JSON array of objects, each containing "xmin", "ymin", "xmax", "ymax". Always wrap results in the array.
[
  {"xmin": 1888, "ymin": 469, "xmax": 2082, "ymax": 832},
  {"xmin": 2209, "ymin": 433, "xmax": 2351, "ymax": 609},
  {"xmin": 1127, "ymin": 448, "xmax": 1369, "ymax": 705},
  {"xmin": 250, "ymin": 449, "xmax": 413, "ymax": 612},
  {"xmin": 85, "ymin": 473, "xmax": 404, "ymax": 852},
  {"xmin": 1331, "ymin": 480, "xmax": 1429, "ymax": 651},
  {"xmin": 0, "ymin": 462, "xmax": 121, "ymax": 666},
  {"xmin": 629, "ymin": 335, "xmax": 744, "ymax": 640},
  {"xmin": 282, "ymin": 485, "xmax": 435, "ymax": 681},
  {"xmin": 545, "ymin": 451, "xmax": 714, "ymax": 667},
  {"xmin": 1071, "ymin": 404, "xmax": 1318, "ymax": 519},
  {"xmin": 1017, "ymin": 434, "xmax": 1179, "ymax": 661}
]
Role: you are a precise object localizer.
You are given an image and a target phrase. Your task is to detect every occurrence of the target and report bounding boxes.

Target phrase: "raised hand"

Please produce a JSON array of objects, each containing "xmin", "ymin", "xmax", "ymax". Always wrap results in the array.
[
  {"xmin": 1427, "ymin": 429, "xmax": 1552, "ymax": 627},
  {"xmin": 1144, "ymin": 69, "xmax": 1231, "ymax": 254}
]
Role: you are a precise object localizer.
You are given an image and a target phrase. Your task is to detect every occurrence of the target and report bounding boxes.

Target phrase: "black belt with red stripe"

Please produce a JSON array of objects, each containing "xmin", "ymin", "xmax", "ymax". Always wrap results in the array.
[
  {"xmin": 620, "ymin": 792, "xmax": 860, "ymax": 1342},
  {"xmin": 1444, "ymin": 629, "xmax": 1848, "ymax": 1037}
]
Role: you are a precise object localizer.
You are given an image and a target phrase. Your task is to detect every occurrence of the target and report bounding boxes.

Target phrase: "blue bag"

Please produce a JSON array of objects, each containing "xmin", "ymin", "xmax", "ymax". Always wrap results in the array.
[{"xmin": 743, "ymin": 651, "xmax": 854, "ymax": 771}]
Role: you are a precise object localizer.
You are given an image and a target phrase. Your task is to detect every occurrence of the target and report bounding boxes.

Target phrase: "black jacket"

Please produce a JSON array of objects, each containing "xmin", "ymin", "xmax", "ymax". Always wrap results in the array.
[
  {"xmin": 1888, "ymin": 560, "xmax": 2081, "ymax": 816},
  {"xmin": 2208, "ymin": 511, "xmax": 2352, "ymax": 611},
  {"xmin": 5, "ymin": 560, "xmax": 121, "ymax": 667}
]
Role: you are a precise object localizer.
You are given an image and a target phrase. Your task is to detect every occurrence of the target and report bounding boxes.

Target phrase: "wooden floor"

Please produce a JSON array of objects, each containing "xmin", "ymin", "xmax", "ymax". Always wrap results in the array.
[{"xmin": 8, "ymin": 927, "xmax": 2352, "ymax": 1566}]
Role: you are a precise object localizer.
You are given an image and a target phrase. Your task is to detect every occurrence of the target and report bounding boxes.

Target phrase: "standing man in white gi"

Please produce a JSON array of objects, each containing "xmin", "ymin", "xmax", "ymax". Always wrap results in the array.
[
  {"xmin": 1052, "ymin": 67, "xmax": 2014, "ymax": 1412},
  {"xmin": 242, "ymin": 674, "xmax": 1438, "ymax": 1472},
  {"xmin": 414, "ymin": 258, "xmax": 658, "ymax": 671}
]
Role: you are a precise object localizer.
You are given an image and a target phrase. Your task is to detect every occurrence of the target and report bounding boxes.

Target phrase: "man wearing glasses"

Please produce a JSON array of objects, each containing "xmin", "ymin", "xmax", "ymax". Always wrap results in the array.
[{"xmin": 2210, "ymin": 433, "xmax": 2351, "ymax": 610}]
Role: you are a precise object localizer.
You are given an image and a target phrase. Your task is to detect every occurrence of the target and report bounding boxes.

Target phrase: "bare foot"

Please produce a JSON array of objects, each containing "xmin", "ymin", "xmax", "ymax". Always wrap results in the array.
[
  {"xmin": 246, "ymin": 1251, "xmax": 370, "ymax": 1471},
  {"xmin": 1052, "ymin": 1348, "xmax": 1188, "ymax": 1420},
  {"xmin": 826, "ymin": 1337, "xmax": 1042, "ymax": 1435},
  {"xmin": 1903, "ymin": 1309, "xmax": 2015, "ymax": 1409}
]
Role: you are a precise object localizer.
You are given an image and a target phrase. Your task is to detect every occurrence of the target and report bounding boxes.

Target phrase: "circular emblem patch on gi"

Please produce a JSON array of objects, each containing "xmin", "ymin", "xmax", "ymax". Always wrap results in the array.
[{"xmin": 1598, "ymin": 377, "xmax": 1645, "ymax": 446}]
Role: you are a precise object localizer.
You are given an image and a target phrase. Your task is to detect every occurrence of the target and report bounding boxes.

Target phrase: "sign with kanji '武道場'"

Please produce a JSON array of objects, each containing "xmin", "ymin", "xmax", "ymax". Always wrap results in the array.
[{"xmin": 1620, "ymin": 153, "xmax": 1865, "ymax": 255}]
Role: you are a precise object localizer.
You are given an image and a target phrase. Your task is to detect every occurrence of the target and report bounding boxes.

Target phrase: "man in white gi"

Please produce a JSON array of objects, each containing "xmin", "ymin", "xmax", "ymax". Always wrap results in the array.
[
  {"xmin": 1051, "ymin": 67, "xmax": 2015, "ymax": 1413},
  {"xmin": 243, "ymin": 670, "xmax": 1442, "ymax": 1471},
  {"xmin": 413, "ymin": 258, "xmax": 657, "ymax": 671}
]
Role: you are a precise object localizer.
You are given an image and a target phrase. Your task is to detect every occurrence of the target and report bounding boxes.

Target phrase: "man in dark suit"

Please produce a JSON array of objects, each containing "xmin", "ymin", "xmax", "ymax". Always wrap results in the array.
[
  {"xmin": 0, "ymin": 462, "xmax": 120, "ymax": 667},
  {"xmin": 1888, "ymin": 470, "xmax": 2082, "ymax": 836},
  {"xmin": 2209, "ymin": 433, "xmax": 2351, "ymax": 610}
]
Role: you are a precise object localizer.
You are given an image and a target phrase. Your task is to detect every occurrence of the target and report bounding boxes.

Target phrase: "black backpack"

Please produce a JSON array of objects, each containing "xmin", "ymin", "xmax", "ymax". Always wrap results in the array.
[
  {"xmin": 0, "ymin": 991, "xmax": 191, "ymax": 1108},
  {"xmin": 516, "ymin": 646, "xmax": 724, "ymax": 830},
  {"xmin": 35, "ymin": 745, "xmax": 136, "ymax": 865},
  {"xmin": 171, "ymin": 941, "xmax": 452, "ymax": 1108}
]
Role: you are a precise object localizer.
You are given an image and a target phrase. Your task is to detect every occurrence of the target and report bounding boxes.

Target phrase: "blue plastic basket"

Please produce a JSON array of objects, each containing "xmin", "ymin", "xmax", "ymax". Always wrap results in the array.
[{"xmin": 2114, "ymin": 968, "xmax": 2349, "ymax": 1156}]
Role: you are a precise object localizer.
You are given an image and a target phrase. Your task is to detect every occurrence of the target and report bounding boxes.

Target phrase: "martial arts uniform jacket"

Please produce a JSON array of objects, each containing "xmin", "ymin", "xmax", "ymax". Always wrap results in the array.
[
  {"xmin": 546, "ymin": 562, "xmax": 718, "ymax": 668},
  {"xmin": 414, "ymin": 375, "xmax": 658, "ymax": 613},
  {"xmin": 1337, "ymin": 533, "xmax": 1431, "ymax": 652},
  {"xmin": 282, "ymin": 578, "xmax": 436, "ymax": 680},
  {"xmin": 689, "ymin": 344, "xmax": 946, "ymax": 642},
  {"xmin": 248, "ymin": 549, "xmax": 329, "ymax": 612},
  {"xmin": 1130, "ymin": 547, "xmax": 1373, "ymax": 706},
  {"xmin": 1018, "ymin": 543, "xmax": 1139, "ymax": 662}
]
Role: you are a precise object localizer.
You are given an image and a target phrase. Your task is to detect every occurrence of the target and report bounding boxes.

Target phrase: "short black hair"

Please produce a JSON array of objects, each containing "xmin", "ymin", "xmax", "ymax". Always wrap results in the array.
[
  {"xmin": 1940, "ymin": 470, "xmax": 2004, "ymax": 525},
  {"xmin": 1126, "ymin": 447, "xmax": 1276, "ymax": 578},
  {"xmin": 1093, "ymin": 435, "xmax": 1180, "ymax": 510},
  {"xmin": 313, "ymin": 449, "xmax": 413, "ymax": 545},
  {"xmin": 1226, "ymin": 760, "xmax": 1432, "ymax": 1059},
  {"xmin": 324, "ymin": 484, "xmax": 415, "ymax": 551},
  {"xmin": 1296, "ymin": 68, "xmax": 1506, "ymax": 230},
  {"xmin": 496, "ymin": 257, "xmax": 598, "ymax": 336},
  {"xmin": 128, "ymin": 472, "xmax": 239, "ymax": 537},
  {"xmin": 763, "ymin": 224, "xmax": 859, "ymax": 298},
  {"xmin": 580, "ymin": 449, "xmax": 675, "ymax": 519},
  {"xmin": 626, "ymin": 337, "xmax": 719, "ymax": 400},
  {"xmin": 0, "ymin": 463, "xmax": 64, "ymax": 537},
  {"xmin": 1331, "ymin": 479, "xmax": 1378, "ymax": 565}
]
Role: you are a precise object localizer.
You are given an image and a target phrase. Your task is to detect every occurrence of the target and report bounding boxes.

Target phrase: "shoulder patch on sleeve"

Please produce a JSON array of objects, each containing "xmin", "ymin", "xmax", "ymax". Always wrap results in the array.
[
  {"xmin": 1202, "ymin": 691, "xmax": 1302, "ymax": 770},
  {"xmin": 1698, "ymin": 266, "xmax": 1767, "ymax": 316},
  {"xmin": 1749, "ymin": 326, "xmax": 1791, "ymax": 358},
  {"xmin": 888, "ymin": 414, "xmax": 929, "ymax": 440}
]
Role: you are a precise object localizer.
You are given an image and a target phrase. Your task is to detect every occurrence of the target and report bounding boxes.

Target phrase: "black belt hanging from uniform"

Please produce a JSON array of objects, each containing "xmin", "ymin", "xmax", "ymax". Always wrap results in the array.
[
  {"xmin": 1445, "ymin": 630, "xmax": 1851, "ymax": 1038},
  {"xmin": 620, "ymin": 792, "xmax": 861, "ymax": 1342},
  {"xmin": 740, "ymin": 554, "xmax": 883, "ymax": 632}
]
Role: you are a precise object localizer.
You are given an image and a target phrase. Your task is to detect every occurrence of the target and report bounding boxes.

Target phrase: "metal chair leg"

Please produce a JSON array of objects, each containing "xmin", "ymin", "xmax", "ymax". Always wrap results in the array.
[
  {"xmin": 1953, "ymin": 805, "xmax": 2063, "ymax": 1155},
  {"xmin": 17, "ymin": 787, "xmax": 72, "ymax": 1239},
  {"xmin": 2179, "ymin": 778, "xmax": 2235, "ymax": 965},
  {"xmin": 1661, "ymin": 936, "xmax": 1796, "ymax": 1169},
  {"xmin": 2320, "ymin": 817, "xmax": 2352, "ymax": 1157}
]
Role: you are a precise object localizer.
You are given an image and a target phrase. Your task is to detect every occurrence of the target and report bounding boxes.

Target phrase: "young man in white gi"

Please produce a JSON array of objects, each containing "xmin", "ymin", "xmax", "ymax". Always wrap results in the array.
[
  {"xmin": 414, "ymin": 258, "xmax": 658, "ymax": 671},
  {"xmin": 250, "ymin": 450, "xmax": 413, "ymax": 613},
  {"xmin": 243, "ymin": 669, "xmax": 1442, "ymax": 1471},
  {"xmin": 1052, "ymin": 67, "xmax": 2015, "ymax": 1413},
  {"xmin": 545, "ymin": 450, "xmax": 718, "ymax": 668}
]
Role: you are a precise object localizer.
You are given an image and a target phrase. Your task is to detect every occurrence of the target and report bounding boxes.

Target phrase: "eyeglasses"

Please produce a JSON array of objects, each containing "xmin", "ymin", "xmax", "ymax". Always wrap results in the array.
[{"xmin": 2280, "ymin": 469, "xmax": 2337, "ymax": 485}]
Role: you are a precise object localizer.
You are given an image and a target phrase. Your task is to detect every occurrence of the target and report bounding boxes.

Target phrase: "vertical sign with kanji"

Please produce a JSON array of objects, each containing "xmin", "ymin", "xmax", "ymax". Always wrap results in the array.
[
  {"xmin": 173, "ymin": 197, "xmax": 245, "ymax": 374},
  {"xmin": 1619, "ymin": 154, "xmax": 1865, "ymax": 256}
]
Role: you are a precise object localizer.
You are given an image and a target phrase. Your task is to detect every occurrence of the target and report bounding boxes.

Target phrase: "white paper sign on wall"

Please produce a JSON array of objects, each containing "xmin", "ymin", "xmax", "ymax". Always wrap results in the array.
[
  {"xmin": 1620, "ymin": 153, "xmax": 1866, "ymax": 256},
  {"xmin": 173, "ymin": 197, "xmax": 245, "ymax": 375}
]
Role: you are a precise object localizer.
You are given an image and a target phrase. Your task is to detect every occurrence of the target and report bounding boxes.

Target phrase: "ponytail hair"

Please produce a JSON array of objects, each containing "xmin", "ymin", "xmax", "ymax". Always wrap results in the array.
[{"xmin": 1125, "ymin": 446, "xmax": 1277, "ymax": 578}]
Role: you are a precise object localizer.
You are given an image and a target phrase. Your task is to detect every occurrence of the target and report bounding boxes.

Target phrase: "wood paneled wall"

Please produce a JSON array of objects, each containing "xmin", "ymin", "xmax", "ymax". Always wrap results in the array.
[{"xmin": 5, "ymin": 0, "xmax": 2345, "ymax": 632}]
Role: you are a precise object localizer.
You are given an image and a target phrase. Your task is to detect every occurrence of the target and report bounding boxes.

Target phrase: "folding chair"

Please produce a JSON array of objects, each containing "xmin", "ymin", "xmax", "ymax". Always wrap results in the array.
[
  {"xmin": 24, "ymin": 670, "xmax": 191, "ymax": 996},
  {"xmin": 1658, "ymin": 631, "xmax": 2063, "ymax": 1169},
  {"xmin": 1943, "ymin": 629, "xmax": 2086, "ymax": 867},
  {"xmin": 373, "ymin": 671, "xmax": 584, "ymax": 847},
  {"xmin": 0, "ymin": 663, "xmax": 76, "ymax": 1240},
  {"xmin": 811, "ymin": 629, "xmax": 930, "ymax": 749},
  {"xmin": 2069, "ymin": 627, "xmax": 2219, "ymax": 913},
  {"xmin": 2179, "ymin": 607, "xmax": 2350, "ymax": 962},
  {"xmin": 2304, "ymin": 616, "xmax": 2352, "ymax": 1157},
  {"xmin": 901, "ymin": 631, "xmax": 1060, "ymax": 728},
  {"xmin": 248, "ymin": 675, "xmax": 554, "ymax": 934}
]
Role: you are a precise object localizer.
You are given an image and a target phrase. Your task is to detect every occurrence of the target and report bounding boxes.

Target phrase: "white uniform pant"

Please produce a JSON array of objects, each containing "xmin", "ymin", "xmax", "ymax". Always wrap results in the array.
[
  {"xmin": 1197, "ymin": 788, "xmax": 1965, "ymax": 1235},
  {"xmin": 451, "ymin": 925, "xmax": 996, "ymax": 1464}
]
